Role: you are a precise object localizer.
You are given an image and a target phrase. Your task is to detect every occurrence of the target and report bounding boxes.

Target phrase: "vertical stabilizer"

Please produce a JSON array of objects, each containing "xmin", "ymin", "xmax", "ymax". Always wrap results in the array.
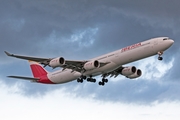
[{"xmin": 29, "ymin": 61, "xmax": 48, "ymax": 78}]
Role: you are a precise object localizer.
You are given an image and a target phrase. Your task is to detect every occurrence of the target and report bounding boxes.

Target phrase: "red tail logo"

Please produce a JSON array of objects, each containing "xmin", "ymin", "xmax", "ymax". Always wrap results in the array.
[{"xmin": 29, "ymin": 61, "xmax": 48, "ymax": 78}]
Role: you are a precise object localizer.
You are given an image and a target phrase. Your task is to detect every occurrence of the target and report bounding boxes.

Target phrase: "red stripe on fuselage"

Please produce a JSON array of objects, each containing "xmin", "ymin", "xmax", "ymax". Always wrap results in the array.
[{"xmin": 37, "ymin": 75, "xmax": 55, "ymax": 84}]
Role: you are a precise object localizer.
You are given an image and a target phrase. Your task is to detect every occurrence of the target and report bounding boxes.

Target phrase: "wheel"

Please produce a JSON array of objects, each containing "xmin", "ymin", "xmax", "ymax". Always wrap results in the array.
[
  {"xmin": 101, "ymin": 82, "xmax": 105, "ymax": 86},
  {"xmin": 80, "ymin": 79, "xmax": 83, "ymax": 83},
  {"xmin": 77, "ymin": 78, "xmax": 80, "ymax": 83},
  {"xmin": 87, "ymin": 78, "xmax": 91, "ymax": 82},
  {"xmin": 99, "ymin": 81, "xmax": 102, "ymax": 85},
  {"xmin": 82, "ymin": 76, "xmax": 86, "ymax": 80},
  {"xmin": 102, "ymin": 78, "xmax": 108, "ymax": 83},
  {"xmin": 158, "ymin": 57, "xmax": 163, "ymax": 61},
  {"xmin": 92, "ymin": 79, "xmax": 96, "ymax": 83}
]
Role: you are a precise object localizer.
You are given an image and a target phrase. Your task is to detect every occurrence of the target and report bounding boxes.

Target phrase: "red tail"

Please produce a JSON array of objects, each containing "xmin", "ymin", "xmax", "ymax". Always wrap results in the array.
[{"xmin": 29, "ymin": 61, "xmax": 48, "ymax": 78}]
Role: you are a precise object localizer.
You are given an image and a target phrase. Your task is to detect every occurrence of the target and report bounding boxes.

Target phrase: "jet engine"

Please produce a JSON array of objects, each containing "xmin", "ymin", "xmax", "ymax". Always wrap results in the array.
[
  {"xmin": 49, "ymin": 57, "xmax": 65, "ymax": 68},
  {"xmin": 121, "ymin": 66, "xmax": 136, "ymax": 76},
  {"xmin": 127, "ymin": 69, "xmax": 142, "ymax": 79},
  {"xmin": 84, "ymin": 60, "xmax": 100, "ymax": 70}
]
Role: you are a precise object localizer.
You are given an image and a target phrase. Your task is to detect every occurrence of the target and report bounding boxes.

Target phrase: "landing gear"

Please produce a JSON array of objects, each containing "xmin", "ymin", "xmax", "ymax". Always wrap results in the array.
[
  {"xmin": 87, "ymin": 76, "xmax": 96, "ymax": 83},
  {"xmin": 158, "ymin": 56, "xmax": 163, "ymax": 61},
  {"xmin": 158, "ymin": 51, "xmax": 163, "ymax": 61},
  {"xmin": 98, "ymin": 81, "xmax": 104, "ymax": 86},
  {"xmin": 77, "ymin": 75, "xmax": 86, "ymax": 83},
  {"xmin": 77, "ymin": 78, "xmax": 83, "ymax": 83},
  {"xmin": 77, "ymin": 75, "xmax": 96, "ymax": 83},
  {"xmin": 102, "ymin": 78, "xmax": 108, "ymax": 83},
  {"xmin": 77, "ymin": 74, "xmax": 109, "ymax": 86},
  {"xmin": 98, "ymin": 78, "xmax": 108, "ymax": 86}
]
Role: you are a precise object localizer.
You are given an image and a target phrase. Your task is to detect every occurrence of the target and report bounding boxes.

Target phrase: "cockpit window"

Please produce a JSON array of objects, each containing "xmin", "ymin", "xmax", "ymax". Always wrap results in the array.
[{"xmin": 163, "ymin": 38, "xmax": 169, "ymax": 40}]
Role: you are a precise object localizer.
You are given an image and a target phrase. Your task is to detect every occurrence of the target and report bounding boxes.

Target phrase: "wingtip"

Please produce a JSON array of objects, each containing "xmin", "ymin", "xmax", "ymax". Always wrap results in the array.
[
  {"xmin": 7, "ymin": 76, "xmax": 16, "ymax": 78},
  {"xmin": 4, "ymin": 51, "xmax": 11, "ymax": 56}
]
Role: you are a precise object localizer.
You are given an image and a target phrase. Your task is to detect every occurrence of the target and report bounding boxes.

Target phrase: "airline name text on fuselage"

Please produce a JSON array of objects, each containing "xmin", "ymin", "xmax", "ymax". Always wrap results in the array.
[{"xmin": 121, "ymin": 43, "xmax": 142, "ymax": 53}]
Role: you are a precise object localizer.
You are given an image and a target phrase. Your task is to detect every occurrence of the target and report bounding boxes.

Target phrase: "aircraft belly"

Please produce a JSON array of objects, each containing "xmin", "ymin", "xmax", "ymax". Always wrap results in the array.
[{"xmin": 48, "ymin": 70, "xmax": 81, "ymax": 84}]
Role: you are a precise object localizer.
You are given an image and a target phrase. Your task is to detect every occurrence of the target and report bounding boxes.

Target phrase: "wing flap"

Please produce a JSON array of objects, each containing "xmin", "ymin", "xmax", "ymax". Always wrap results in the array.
[{"xmin": 103, "ymin": 66, "xmax": 123, "ymax": 78}]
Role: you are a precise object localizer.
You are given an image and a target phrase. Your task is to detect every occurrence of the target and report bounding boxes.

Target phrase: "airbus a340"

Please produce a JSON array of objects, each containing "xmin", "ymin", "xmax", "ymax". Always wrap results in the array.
[{"xmin": 5, "ymin": 37, "xmax": 174, "ymax": 86}]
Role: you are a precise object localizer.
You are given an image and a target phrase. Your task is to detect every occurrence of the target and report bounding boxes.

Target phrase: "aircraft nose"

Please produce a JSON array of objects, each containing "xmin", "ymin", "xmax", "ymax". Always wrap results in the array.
[{"xmin": 169, "ymin": 39, "xmax": 174, "ymax": 46}]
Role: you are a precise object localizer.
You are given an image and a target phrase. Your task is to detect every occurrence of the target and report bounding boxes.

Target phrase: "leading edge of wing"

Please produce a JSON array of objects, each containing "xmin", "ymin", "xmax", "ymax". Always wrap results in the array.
[
  {"xmin": 4, "ymin": 51, "xmax": 50, "ymax": 62},
  {"xmin": 8, "ymin": 76, "xmax": 40, "ymax": 81}
]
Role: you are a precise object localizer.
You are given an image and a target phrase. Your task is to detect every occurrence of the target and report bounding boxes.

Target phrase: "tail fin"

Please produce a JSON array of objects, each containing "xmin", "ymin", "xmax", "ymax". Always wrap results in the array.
[{"xmin": 29, "ymin": 61, "xmax": 48, "ymax": 78}]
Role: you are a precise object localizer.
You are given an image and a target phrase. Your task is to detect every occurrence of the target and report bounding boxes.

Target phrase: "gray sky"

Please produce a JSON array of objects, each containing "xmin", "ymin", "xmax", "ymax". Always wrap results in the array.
[{"xmin": 0, "ymin": 0, "xmax": 180, "ymax": 120}]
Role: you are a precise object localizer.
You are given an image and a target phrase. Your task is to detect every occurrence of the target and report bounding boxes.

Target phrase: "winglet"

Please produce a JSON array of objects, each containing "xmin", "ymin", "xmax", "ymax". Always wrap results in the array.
[{"xmin": 4, "ymin": 51, "xmax": 13, "ymax": 56}]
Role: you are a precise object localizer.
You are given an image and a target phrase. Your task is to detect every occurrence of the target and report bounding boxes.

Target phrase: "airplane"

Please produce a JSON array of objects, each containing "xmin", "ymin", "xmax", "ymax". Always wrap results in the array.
[{"xmin": 5, "ymin": 37, "xmax": 174, "ymax": 86}]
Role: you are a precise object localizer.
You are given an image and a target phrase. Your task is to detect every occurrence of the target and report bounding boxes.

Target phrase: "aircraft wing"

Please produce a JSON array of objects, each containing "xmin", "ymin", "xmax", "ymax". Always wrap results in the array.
[
  {"xmin": 4, "ymin": 51, "xmax": 86, "ymax": 69},
  {"xmin": 5, "ymin": 51, "xmax": 109, "ymax": 72},
  {"xmin": 61, "ymin": 60, "xmax": 109, "ymax": 72},
  {"xmin": 102, "ymin": 66, "xmax": 123, "ymax": 78},
  {"xmin": 5, "ymin": 51, "xmax": 51, "ymax": 66}
]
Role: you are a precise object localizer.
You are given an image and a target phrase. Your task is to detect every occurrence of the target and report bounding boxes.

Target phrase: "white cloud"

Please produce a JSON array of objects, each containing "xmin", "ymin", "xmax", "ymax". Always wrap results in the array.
[
  {"xmin": 0, "ymin": 80, "xmax": 180, "ymax": 120},
  {"xmin": 70, "ymin": 27, "xmax": 99, "ymax": 47},
  {"xmin": 125, "ymin": 56, "xmax": 174, "ymax": 80},
  {"xmin": 108, "ymin": 56, "xmax": 174, "ymax": 82}
]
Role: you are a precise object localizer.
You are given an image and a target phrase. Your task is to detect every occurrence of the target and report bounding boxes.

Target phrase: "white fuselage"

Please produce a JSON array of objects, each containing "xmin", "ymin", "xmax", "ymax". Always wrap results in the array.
[{"xmin": 47, "ymin": 37, "xmax": 174, "ymax": 84}]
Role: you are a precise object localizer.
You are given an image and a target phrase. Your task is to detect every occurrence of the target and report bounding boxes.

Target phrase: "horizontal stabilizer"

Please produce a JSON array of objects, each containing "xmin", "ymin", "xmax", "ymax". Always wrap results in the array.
[{"xmin": 8, "ymin": 76, "xmax": 40, "ymax": 82}]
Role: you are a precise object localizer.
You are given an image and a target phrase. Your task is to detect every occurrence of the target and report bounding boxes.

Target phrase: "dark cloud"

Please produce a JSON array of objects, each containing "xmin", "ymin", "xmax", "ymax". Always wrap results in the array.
[
  {"xmin": 0, "ymin": 0, "xmax": 179, "ymax": 104},
  {"xmin": 1, "ymin": 0, "xmax": 179, "ymax": 57}
]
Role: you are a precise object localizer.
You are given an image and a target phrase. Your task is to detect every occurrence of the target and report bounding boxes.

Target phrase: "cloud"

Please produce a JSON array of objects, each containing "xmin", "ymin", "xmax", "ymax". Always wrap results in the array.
[
  {"xmin": 1, "ymin": 80, "xmax": 180, "ymax": 120},
  {"xmin": 1, "ymin": 0, "xmax": 179, "ymax": 57},
  {"xmin": 166, "ymin": 51, "xmax": 180, "ymax": 81}
]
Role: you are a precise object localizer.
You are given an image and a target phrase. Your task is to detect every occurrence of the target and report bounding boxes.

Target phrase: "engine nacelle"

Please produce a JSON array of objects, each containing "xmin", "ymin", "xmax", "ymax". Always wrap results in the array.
[
  {"xmin": 84, "ymin": 60, "xmax": 100, "ymax": 70},
  {"xmin": 49, "ymin": 57, "xmax": 65, "ymax": 68},
  {"xmin": 121, "ymin": 66, "xmax": 136, "ymax": 76},
  {"xmin": 127, "ymin": 69, "xmax": 142, "ymax": 79}
]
